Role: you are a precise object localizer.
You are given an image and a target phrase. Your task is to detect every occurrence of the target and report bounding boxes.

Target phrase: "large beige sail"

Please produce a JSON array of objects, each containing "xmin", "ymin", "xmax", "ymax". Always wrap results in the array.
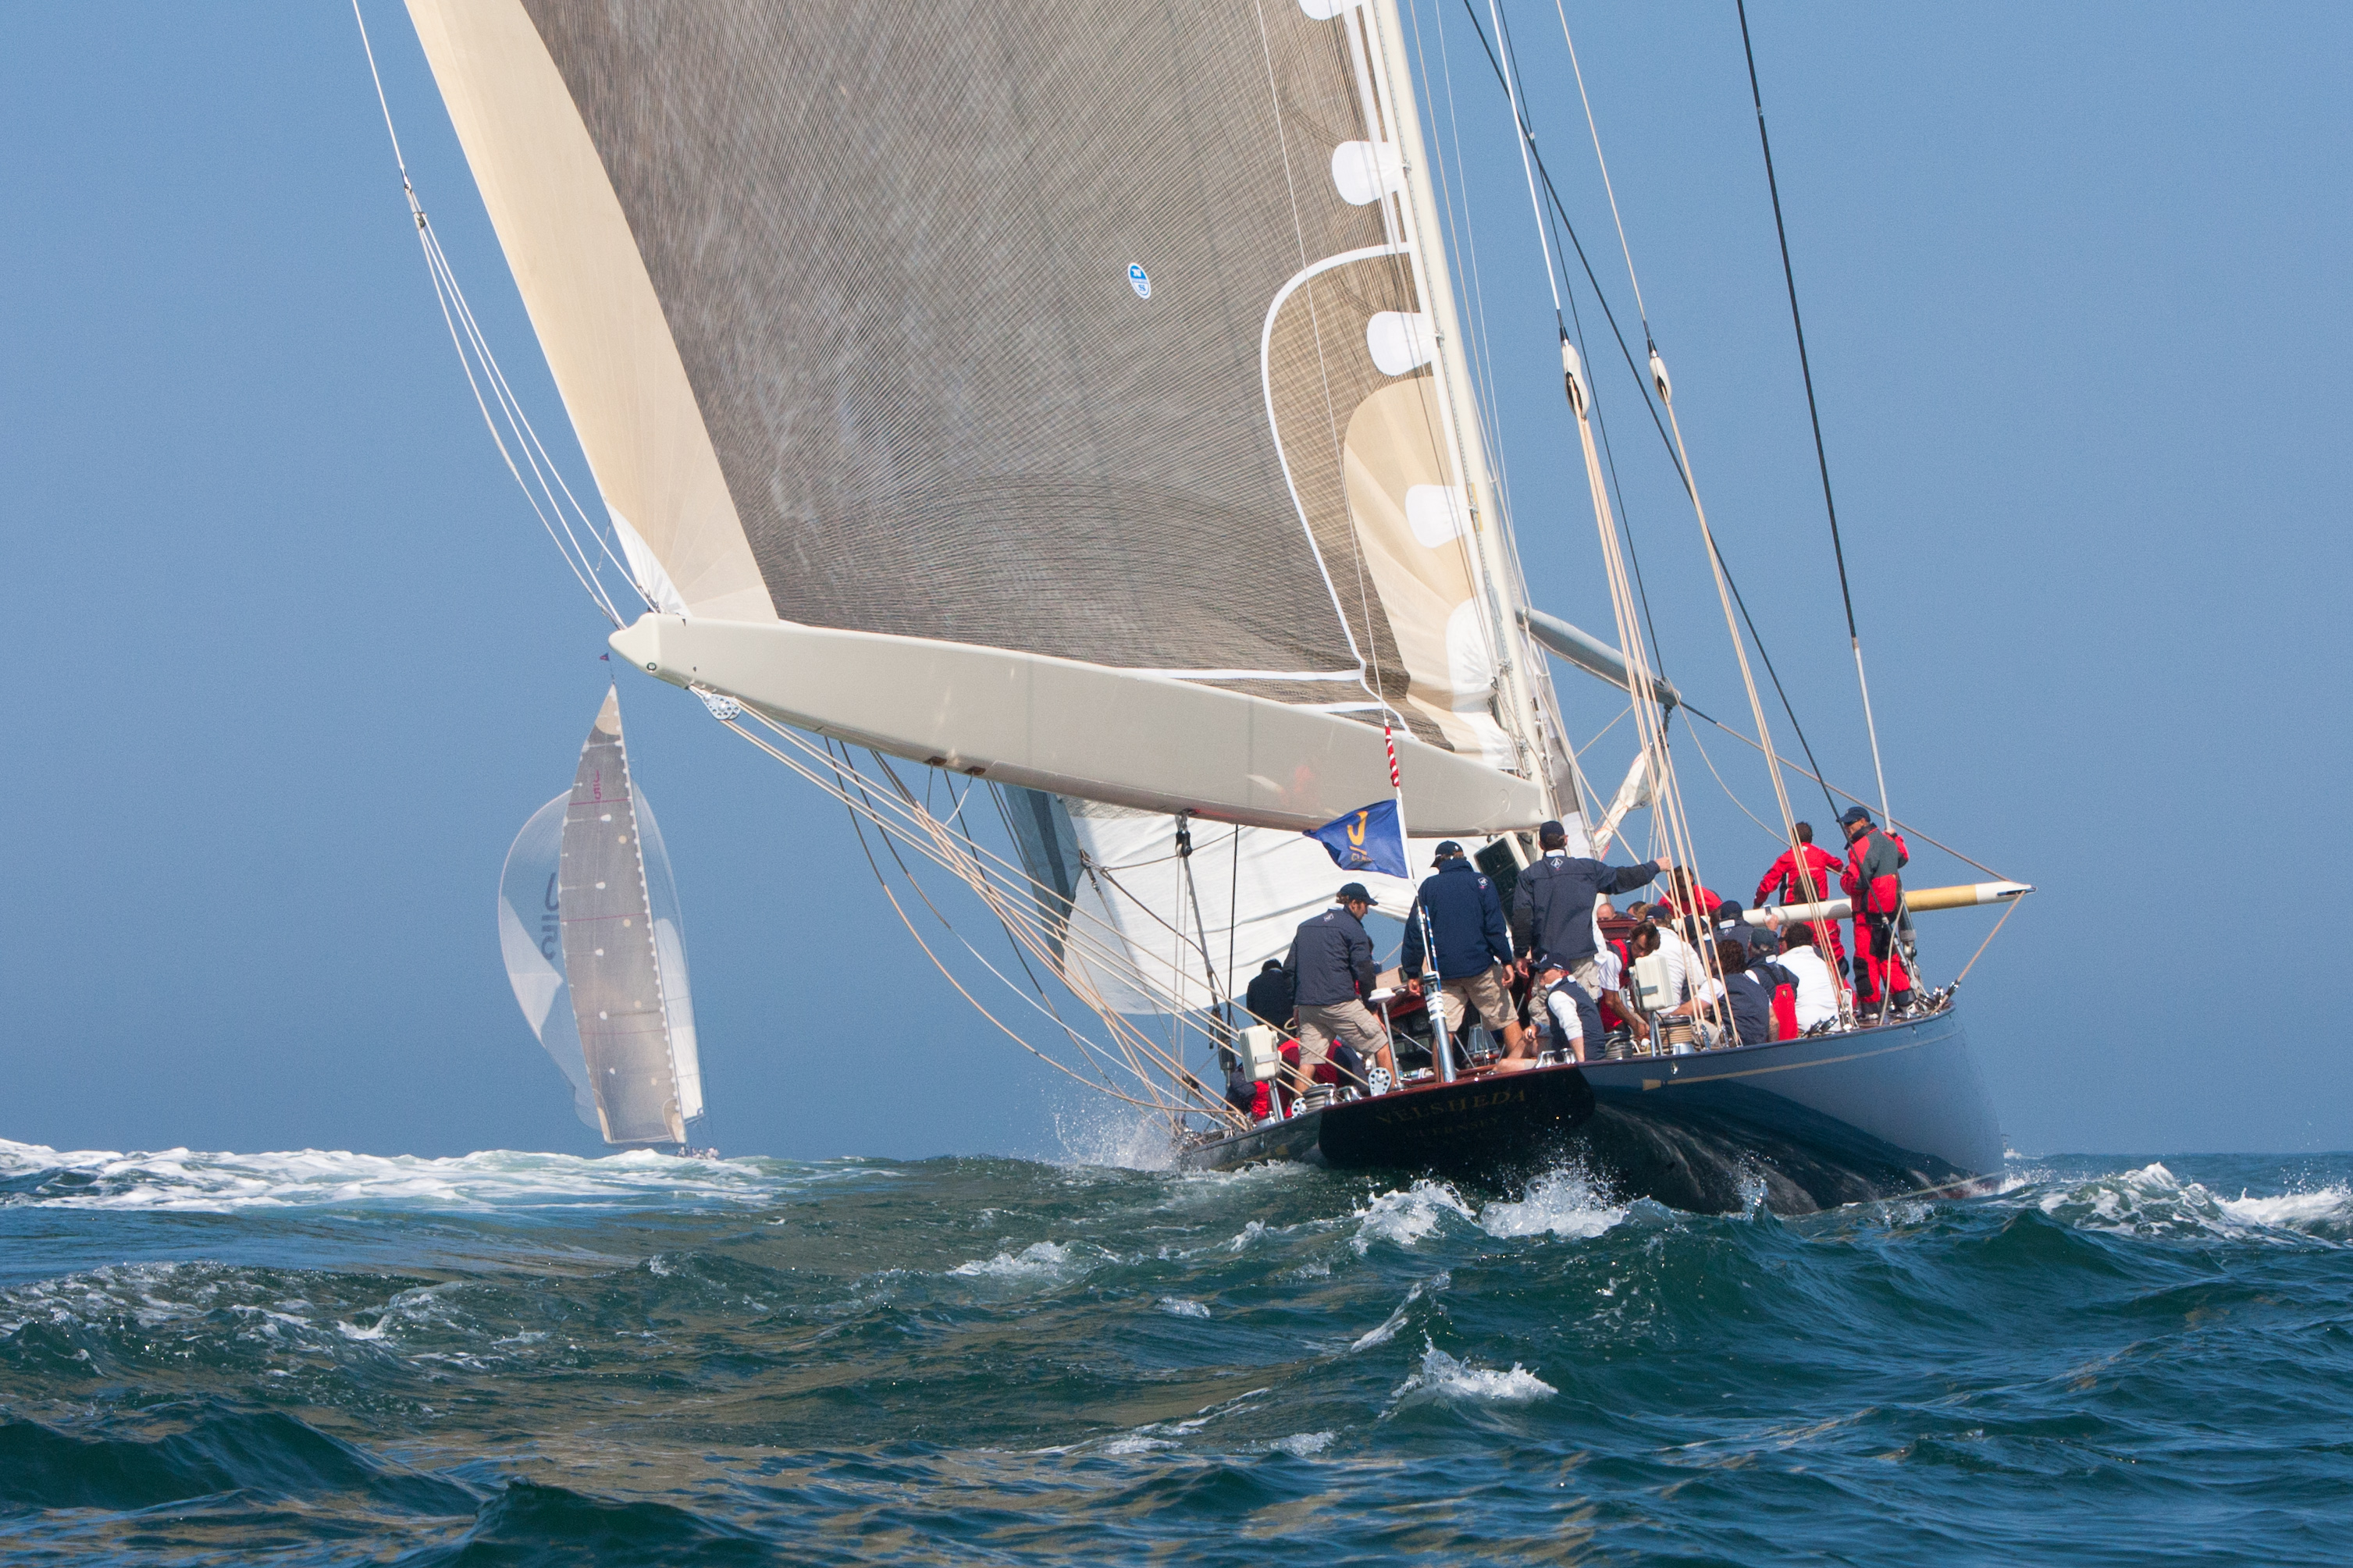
[{"xmin": 407, "ymin": 0, "xmax": 1576, "ymax": 828}]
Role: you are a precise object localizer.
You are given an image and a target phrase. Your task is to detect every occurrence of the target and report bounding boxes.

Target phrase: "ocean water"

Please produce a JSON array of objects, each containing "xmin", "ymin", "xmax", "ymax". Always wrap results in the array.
[{"xmin": 2, "ymin": 1137, "xmax": 2348, "ymax": 1565}]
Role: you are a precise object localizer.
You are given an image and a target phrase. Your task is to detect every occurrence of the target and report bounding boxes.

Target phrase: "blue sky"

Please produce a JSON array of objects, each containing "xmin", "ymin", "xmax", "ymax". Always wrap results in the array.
[{"xmin": 5, "ymin": 4, "xmax": 2345, "ymax": 1160}]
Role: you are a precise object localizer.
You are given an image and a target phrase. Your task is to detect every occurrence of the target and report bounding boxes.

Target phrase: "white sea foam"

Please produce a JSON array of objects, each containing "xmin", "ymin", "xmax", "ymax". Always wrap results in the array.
[
  {"xmin": 1478, "ymin": 1168, "xmax": 1626, "ymax": 1240},
  {"xmin": 0, "ymin": 1138, "xmax": 829, "ymax": 1214},
  {"xmin": 1390, "ymin": 1340, "xmax": 1556, "ymax": 1406},
  {"xmin": 949, "ymin": 1241, "xmax": 1076, "ymax": 1279},
  {"xmin": 2036, "ymin": 1162, "xmax": 2353, "ymax": 1243},
  {"xmin": 1273, "ymin": 1431, "xmax": 1335, "ymax": 1456},
  {"xmin": 2217, "ymin": 1187, "xmax": 2353, "ymax": 1232},
  {"xmin": 1158, "ymin": 1297, "xmax": 1211, "ymax": 1319},
  {"xmin": 1048, "ymin": 1102, "xmax": 1176, "ymax": 1172},
  {"xmin": 1351, "ymin": 1181, "xmax": 1473, "ymax": 1254}
]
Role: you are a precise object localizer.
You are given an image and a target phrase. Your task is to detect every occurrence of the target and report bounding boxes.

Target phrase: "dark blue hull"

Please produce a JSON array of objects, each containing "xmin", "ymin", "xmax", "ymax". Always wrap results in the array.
[{"xmin": 1176, "ymin": 1006, "xmax": 2002, "ymax": 1215}]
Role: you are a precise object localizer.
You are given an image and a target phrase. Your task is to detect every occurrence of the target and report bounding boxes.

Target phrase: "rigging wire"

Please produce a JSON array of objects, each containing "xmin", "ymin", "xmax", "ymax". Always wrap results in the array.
[
  {"xmin": 1734, "ymin": 0, "xmax": 1895, "ymax": 828},
  {"xmin": 1457, "ymin": 0, "xmax": 1677, "ymax": 698},
  {"xmin": 1545, "ymin": 3, "xmax": 1810, "ymax": 887},
  {"xmin": 714, "ymin": 707, "xmax": 1251, "ymax": 1126},
  {"xmin": 1452, "ymin": 0, "xmax": 1841, "ymax": 821},
  {"xmin": 1690, "ymin": 711, "xmax": 2012, "ymax": 882},
  {"xmin": 350, "ymin": 0, "xmax": 642, "ymax": 629},
  {"xmin": 753, "ymin": 722, "xmax": 1241, "ymax": 1128}
]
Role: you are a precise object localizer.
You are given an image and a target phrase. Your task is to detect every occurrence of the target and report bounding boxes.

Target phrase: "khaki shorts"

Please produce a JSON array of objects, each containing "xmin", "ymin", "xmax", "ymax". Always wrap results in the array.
[
  {"xmin": 1560, "ymin": 955, "xmax": 1604, "ymax": 994},
  {"xmin": 1439, "ymin": 963, "xmax": 1518, "ymax": 1034},
  {"xmin": 1292, "ymin": 999, "xmax": 1388, "ymax": 1071}
]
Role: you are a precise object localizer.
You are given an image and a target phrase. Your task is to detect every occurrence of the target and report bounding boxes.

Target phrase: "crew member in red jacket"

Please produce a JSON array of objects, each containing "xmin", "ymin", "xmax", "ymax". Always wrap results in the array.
[
  {"xmin": 1839, "ymin": 806, "xmax": 1913, "ymax": 1014},
  {"xmin": 1755, "ymin": 822, "xmax": 1848, "ymax": 971}
]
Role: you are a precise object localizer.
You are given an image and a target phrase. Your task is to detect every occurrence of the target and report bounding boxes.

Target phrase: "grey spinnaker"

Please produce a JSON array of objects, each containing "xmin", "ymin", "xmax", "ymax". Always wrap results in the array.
[{"xmin": 497, "ymin": 687, "xmax": 703, "ymax": 1146}]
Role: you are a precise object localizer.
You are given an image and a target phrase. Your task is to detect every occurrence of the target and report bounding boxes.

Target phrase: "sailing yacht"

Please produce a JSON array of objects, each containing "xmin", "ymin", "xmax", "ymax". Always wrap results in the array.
[
  {"xmin": 498, "ymin": 688, "xmax": 707, "ymax": 1152},
  {"xmin": 397, "ymin": 1, "xmax": 2017, "ymax": 1211}
]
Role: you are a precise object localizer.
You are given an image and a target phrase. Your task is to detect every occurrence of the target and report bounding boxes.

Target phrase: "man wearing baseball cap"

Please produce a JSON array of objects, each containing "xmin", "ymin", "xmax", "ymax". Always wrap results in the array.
[
  {"xmin": 1838, "ymin": 806, "xmax": 1913, "ymax": 1015},
  {"xmin": 1509, "ymin": 819, "xmax": 1670, "ymax": 1004},
  {"xmin": 1279, "ymin": 883, "xmax": 1394, "ymax": 1100},
  {"xmin": 1400, "ymin": 841, "xmax": 1525, "ymax": 1064}
]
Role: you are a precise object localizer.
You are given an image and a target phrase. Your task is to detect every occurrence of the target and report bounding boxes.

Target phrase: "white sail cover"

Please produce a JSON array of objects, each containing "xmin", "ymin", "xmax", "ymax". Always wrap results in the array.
[
  {"xmin": 408, "ymin": 0, "xmax": 1582, "ymax": 808},
  {"xmin": 497, "ymin": 690, "xmax": 703, "ymax": 1143}
]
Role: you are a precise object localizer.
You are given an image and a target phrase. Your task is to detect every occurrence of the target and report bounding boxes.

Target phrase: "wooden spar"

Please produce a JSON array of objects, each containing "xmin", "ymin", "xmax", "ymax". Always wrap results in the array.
[{"xmin": 1742, "ymin": 880, "xmax": 2033, "ymax": 926}]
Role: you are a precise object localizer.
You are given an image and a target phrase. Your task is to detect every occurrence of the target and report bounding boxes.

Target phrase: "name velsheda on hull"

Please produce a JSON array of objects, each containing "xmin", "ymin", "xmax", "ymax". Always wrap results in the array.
[{"xmin": 1179, "ymin": 1004, "xmax": 2003, "ymax": 1217}]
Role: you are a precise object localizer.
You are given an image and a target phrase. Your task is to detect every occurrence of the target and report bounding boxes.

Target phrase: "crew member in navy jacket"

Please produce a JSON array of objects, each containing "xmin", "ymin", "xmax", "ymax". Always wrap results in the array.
[
  {"xmin": 1280, "ymin": 884, "xmax": 1394, "ymax": 1098},
  {"xmin": 1509, "ymin": 820, "xmax": 1669, "ymax": 998},
  {"xmin": 1401, "ymin": 841, "xmax": 1525, "ymax": 1064}
]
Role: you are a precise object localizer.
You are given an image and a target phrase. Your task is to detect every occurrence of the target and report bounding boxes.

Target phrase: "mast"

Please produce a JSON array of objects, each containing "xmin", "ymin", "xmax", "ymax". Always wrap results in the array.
[{"xmin": 1363, "ymin": 0, "xmax": 1563, "ymax": 822}]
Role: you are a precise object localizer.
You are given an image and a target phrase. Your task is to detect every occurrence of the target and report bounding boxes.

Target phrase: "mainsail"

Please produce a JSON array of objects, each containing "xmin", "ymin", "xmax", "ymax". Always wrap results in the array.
[
  {"xmin": 408, "ymin": 0, "xmax": 1582, "ymax": 834},
  {"xmin": 497, "ymin": 688, "xmax": 703, "ymax": 1144}
]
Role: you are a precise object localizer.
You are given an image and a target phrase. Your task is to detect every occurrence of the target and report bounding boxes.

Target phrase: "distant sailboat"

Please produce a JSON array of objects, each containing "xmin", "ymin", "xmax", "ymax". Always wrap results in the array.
[{"xmin": 497, "ymin": 688, "xmax": 706, "ymax": 1150}]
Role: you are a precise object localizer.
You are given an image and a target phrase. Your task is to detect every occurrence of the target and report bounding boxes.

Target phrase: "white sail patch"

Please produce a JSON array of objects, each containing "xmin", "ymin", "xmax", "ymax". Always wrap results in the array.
[
  {"xmin": 1405, "ymin": 485, "xmax": 1468, "ymax": 548},
  {"xmin": 1298, "ymin": 0, "xmax": 1361, "ymax": 16},
  {"xmin": 1366, "ymin": 311, "xmax": 1434, "ymax": 377},
  {"xmin": 609, "ymin": 506, "xmax": 689, "ymax": 617},
  {"xmin": 1444, "ymin": 600, "xmax": 1515, "ymax": 769},
  {"xmin": 1330, "ymin": 140, "xmax": 1403, "ymax": 207}
]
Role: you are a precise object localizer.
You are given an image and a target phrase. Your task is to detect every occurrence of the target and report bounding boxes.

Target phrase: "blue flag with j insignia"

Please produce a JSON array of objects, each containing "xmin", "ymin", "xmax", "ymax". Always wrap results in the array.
[{"xmin": 1305, "ymin": 800, "xmax": 1408, "ymax": 880}]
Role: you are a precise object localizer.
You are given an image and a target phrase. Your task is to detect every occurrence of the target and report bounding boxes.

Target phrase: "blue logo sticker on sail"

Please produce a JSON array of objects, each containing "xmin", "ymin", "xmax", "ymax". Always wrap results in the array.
[{"xmin": 1127, "ymin": 263, "xmax": 1152, "ymax": 300}]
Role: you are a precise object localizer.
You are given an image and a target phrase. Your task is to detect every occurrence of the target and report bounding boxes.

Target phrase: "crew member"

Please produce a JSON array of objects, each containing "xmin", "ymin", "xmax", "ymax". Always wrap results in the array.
[
  {"xmin": 1771, "ymin": 916, "xmax": 1846, "ymax": 1032},
  {"xmin": 1712, "ymin": 898, "xmax": 1778, "ymax": 958},
  {"xmin": 1401, "ymin": 840, "xmax": 1524, "ymax": 1064},
  {"xmin": 1839, "ymin": 806, "xmax": 1913, "ymax": 1014},
  {"xmin": 1280, "ymin": 883, "xmax": 1394, "ymax": 1097},
  {"xmin": 1243, "ymin": 958, "xmax": 1295, "ymax": 1033},
  {"xmin": 1756, "ymin": 823, "xmax": 1845, "ymax": 909},
  {"xmin": 1590, "ymin": 902, "xmax": 1650, "ymax": 1053},
  {"xmin": 1536, "ymin": 964, "xmax": 1605, "ymax": 1061},
  {"xmin": 1510, "ymin": 820, "xmax": 1668, "ymax": 1004},
  {"xmin": 1668, "ymin": 939, "xmax": 1780, "ymax": 1047},
  {"xmin": 1754, "ymin": 821, "xmax": 1847, "ymax": 971},
  {"xmin": 1658, "ymin": 868, "xmax": 1721, "ymax": 923}
]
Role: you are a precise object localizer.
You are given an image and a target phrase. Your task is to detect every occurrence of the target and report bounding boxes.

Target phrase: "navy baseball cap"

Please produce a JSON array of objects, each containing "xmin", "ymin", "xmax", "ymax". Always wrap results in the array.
[
  {"xmin": 1432, "ymin": 840, "xmax": 1465, "ymax": 864},
  {"xmin": 1838, "ymin": 805, "xmax": 1872, "ymax": 827},
  {"xmin": 1538, "ymin": 819, "xmax": 1567, "ymax": 842},
  {"xmin": 1337, "ymin": 882, "xmax": 1378, "ymax": 905}
]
